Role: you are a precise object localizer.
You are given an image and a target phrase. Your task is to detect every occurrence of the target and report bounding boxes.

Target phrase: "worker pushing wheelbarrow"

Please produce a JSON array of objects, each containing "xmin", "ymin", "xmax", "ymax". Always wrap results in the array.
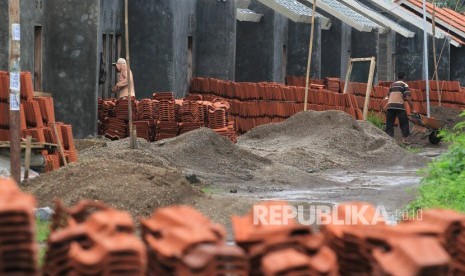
[
  {"xmin": 408, "ymin": 113, "xmax": 445, "ymax": 145},
  {"xmin": 382, "ymin": 72, "xmax": 445, "ymax": 145}
]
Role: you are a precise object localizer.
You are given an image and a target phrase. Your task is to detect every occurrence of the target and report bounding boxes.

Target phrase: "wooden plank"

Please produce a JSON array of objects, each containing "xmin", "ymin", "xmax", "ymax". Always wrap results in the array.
[
  {"xmin": 33, "ymin": 91, "xmax": 52, "ymax": 97},
  {"xmin": 52, "ymin": 122, "xmax": 67, "ymax": 166},
  {"xmin": 343, "ymin": 59, "xmax": 353, "ymax": 94},
  {"xmin": 23, "ymin": 136, "xmax": 32, "ymax": 181},
  {"xmin": 362, "ymin": 57, "xmax": 377, "ymax": 120}
]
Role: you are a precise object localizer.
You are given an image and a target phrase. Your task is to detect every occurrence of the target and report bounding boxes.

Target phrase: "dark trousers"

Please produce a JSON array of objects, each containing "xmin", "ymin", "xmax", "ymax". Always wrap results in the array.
[{"xmin": 385, "ymin": 109, "xmax": 410, "ymax": 138}]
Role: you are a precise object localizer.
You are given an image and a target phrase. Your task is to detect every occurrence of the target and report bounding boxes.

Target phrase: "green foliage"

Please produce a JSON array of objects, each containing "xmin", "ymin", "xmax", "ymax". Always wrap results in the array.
[
  {"xmin": 367, "ymin": 111, "xmax": 385, "ymax": 130},
  {"xmin": 36, "ymin": 219, "xmax": 50, "ymax": 243},
  {"xmin": 407, "ymin": 112, "xmax": 465, "ymax": 212}
]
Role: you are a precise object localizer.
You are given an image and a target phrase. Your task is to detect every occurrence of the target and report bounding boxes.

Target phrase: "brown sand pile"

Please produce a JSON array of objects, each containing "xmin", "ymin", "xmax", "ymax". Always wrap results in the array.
[
  {"xmin": 238, "ymin": 110, "xmax": 412, "ymax": 170},
  {"xmin": 431, "ymin": 106, "xmax": 464, "ymax": 130},
  {"xmin": 22, "ymin": 158, "xmax": 205, "ymax": 218}
]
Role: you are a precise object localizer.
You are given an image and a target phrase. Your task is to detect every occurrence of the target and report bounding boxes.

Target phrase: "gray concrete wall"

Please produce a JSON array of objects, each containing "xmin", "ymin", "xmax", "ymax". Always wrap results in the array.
[
  {"xmin": 429, "ymin": 36, "xmax": 450, "ymax": 81},
  {"xmin": 236, "ymin": 1, "xmax": 288, "ymax": 83},
  {"xmin": 450, "ymin": 46, "xmax": 465, "ymax": 86},
  {"xmin": 195, "ymin": 0, "xmax": 236, "ymax": 81},
  {"xmin": 0, "ymin": 0, "xmax": 45, "ymax": 79},
  {"xmin": 287, "ymin": 20, "xmax": 321, "ymax": 79},
  {"xmin": 44, "ymin": 0, "xmax": 100, "ymax": 137},
  {"xmin": 350, "ymin": 30, "xmax": 379, "ymax": 83},
  {"xmin": 320, "ymin": 12, "xmax": 346, "ymax": 78},
  {"xmin": 130, "ymin": 0, "xmax": 197, "ymax": 98},
  {"xmin": 172, "ymin": 0, "xmax": 196, "ymax": 98},
  {"xmin": 98, "ymin": 0, "xmax": 123, "ymax": 98},
  {"xmin": 0, "ymin": 0, "xmax": 7, "ymax": 70},
  {"xmin": 129, "ymin": 0, "xmax": 175, "ymax": 98},
  {"xmin": 20, "ymin": 0, "xmax": 45, "ymax": 78}
]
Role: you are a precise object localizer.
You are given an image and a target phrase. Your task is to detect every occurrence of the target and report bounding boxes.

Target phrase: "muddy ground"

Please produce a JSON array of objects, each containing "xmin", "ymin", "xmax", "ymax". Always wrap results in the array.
[{"xmin": 23, "ymin": 110, "xmax": 453, "ymax": 230}]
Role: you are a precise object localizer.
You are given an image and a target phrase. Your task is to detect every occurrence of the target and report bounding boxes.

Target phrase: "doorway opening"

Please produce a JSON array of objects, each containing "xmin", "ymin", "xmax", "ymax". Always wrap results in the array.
[
  {"xmin": 34, "ymin": 26, "xmax": 43, "ymax": 91},
  {"xmin": 187, "ymin": 36, "xmax": 193, "ymax": 84}
]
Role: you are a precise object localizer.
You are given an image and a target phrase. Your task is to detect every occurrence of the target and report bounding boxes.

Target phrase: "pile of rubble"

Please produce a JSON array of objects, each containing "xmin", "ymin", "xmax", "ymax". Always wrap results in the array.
[
  {"xmin": 3, "ymin": 178, "xmax": 465, "ymax": 275},
  {"xmin": 190, "ymin": 78, "xmax": 363, "ymax": 133},
  {"xmin": 0, "ymin": 71, "xmax": 78, "ymax": 172},
  {"xmin": 98, "ymin": 93, "xmax": 236, "ymax": 142}
]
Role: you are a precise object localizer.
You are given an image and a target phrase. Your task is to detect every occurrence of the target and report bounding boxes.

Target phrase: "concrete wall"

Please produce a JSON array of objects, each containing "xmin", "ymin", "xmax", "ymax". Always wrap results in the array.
[
  {"xmin": 172, "ymin": 0, "xmax": 196, "ymax": 97},
  {"xmin": 351, "ymin": 30, "xmax": 379, "ymax": 83},
  {"xmin": 20, "ymin": 0, "xmax": 45, "ymax": 79},
  {"xmin": 0, "ymin": 0, "xmax": 7, "ymax": 70},
  {"xmin": 0, "ymin": 0, "xmax": 45, "ymax": 80},
  {"xmin": 129, "ymin": 0, "xmax": 175, "ymax": 98},
  {"xmin": 235, "ymin": 1, "xmax": 288, "ymax": 82},
  {"xmin": 320, "ymin": 12, "xmax": 348, "ymax": 79},
  {"xmin": 130, "ymin": 0, "xmax": 202, "ymax": 98},
  {"xmin": 287, "ymin": 20, "xmax": 321, "ymax": 79},
  {"xmin": 98, "ymin": 0, "xmax": 123, "ymax": 98},
  {"xmin": 195, "ymin": 0, "xmax": 236, "ymax": 81},
  {"xmin": 450, "ymin": 46, "xmax": 465, "ymax": 86},
  {"xmin": 44, "ymin": 0, "xmax": 100, "ymax": 137}
]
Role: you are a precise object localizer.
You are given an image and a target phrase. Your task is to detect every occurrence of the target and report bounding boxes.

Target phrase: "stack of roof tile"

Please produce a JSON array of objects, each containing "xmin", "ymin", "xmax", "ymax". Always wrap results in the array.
[
  {"xmin": 105, "ymin": 118, "xmax": 127, "ymax": 140},
  {"xmin": 141, "ymin": 206, "xmax": 248, "ymax": 276},
  {"xmin": 115, "ymin": 97, "xmax": 138, "ymax": 121},
  {"xmin": 233, "ymin": 201, "xmax": 338, "ymax": 275},
  {"xmin": 35, "ymin": 96, "xmax": 56, "ymax": 125},
  {"xmin": 0, "ymin": 178, "xmax": 38, "ymax": 275},
  {"xmin": 100, "ymin": 93, "xmax": 235, "ymax": 142},
  {"xmin": 0, "ymin": 71, "xmax": 9, "ymax": 101},
  {"xmin": 153, "ymin": 94, "xmax": 176, "ymax": 123},
  {"xmin": 24, "ymin": 100, "xmax": 44, "ymax": 128},
  {"xmin": 190, "ymin": 77, "xmax": 364, "ymax": 133},
  {"xmin": 137, "ymin": 99, "xmax": 153, "ymax": 120},
  {"xmin": 61, "ymin": 124, "xmax": 78, "ymax": 163},
  {"xmin": 325, "ymin": 77, "xmax": 342, "ymax": 93},
  {"xmin": 0, "ymin": 71, "xmax": 78, "ymax": 173},
  {"xmin": 155, "ymin": 121, "xmax": 178, "ymax": 141},
  {"xmin": 133, "ymin": 120, "xmax": 151, "ymax": 142},
  {"xmin": 20, "ymin": 71, "xmax": 34, "ymax": 101},
  {"xmin": 98, "ymin": 98, "xmax": 116, "ymax": 135},
  {"xmin": 43, "ymin": 201, "xmax": 146, "ymax": 276}
]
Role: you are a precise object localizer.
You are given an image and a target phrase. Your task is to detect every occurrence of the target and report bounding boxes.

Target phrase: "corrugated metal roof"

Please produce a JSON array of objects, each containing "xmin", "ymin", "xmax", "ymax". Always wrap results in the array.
[
  {"xmin": 237, "ymin": 8, "xmax": 264, "ymax": 22},
  {"xmin": 256, "ymin": 0, "xmax": 332, "ymax": 29},
  {"xmin": 337, "ymin": 0, "xmax": 415, "ymax": 37},
  {"xmin": 365, "ymin": 0, "xmax": 460, "ymax": 46},
  {"xmin": 300, "ymin": 0, "xmax": 385, "ymax": 32}
]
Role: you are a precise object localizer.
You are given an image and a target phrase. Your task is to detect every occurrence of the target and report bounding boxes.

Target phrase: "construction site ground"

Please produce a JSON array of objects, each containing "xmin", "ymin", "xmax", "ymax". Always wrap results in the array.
[{"xmin": 23, "ymin": 108, "xmax": 461, "ymax": 233}]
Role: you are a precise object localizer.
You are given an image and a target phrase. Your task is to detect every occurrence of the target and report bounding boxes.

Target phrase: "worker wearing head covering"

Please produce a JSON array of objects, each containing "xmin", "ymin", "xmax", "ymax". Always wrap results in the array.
[{"xmin": 112, "ymin": 58, "xmax": 135, "ymax": 98}]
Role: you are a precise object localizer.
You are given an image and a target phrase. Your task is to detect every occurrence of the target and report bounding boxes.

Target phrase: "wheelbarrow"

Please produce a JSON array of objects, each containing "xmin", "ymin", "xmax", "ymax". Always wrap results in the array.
[{"xmin": 408, "ymin": 113, "xmax": 445, "ymax": 145}]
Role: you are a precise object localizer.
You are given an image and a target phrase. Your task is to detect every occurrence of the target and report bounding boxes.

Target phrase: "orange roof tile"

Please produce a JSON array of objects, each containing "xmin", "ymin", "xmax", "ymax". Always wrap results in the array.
[{"xmin": 406, "ymin": 0, "xmax": 465, "ymax": 36}]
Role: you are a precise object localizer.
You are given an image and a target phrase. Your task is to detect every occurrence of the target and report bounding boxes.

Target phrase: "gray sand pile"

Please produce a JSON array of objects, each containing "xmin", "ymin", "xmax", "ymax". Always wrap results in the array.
[
  {"xmin": 22, "ymin": 158, "xmax": 205, "ymax": 218},
  {"xmin": 238, "ymin": 111, "xmax": 411, "ymax": 170}
]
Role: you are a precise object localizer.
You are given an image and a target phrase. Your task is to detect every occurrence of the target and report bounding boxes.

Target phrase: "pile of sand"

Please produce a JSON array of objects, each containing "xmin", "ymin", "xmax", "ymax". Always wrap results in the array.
[
  {"xmin": 238, "ymin": 111, "xmax": 411, "ymax": 170},
  {"xmin": 431, "ymin": 106, "xmax": 464, "ymax": 130},
  {"xmin": 22, "ymin": 158, "xmax": 205, "ymax": 218}
]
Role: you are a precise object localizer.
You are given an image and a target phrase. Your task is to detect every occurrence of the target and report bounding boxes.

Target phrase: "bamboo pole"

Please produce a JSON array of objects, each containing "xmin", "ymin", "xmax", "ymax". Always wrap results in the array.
[
  {"xmin": 24, "ymin": 136, "xmax": 32, "ymax": 180},
  {"xmin": 432, "ymin": 1, "xmax": 441, "ymax": 106},
  {"xmin": 8, "ymin": 0, "xmax": 21, "ymax": 184},
  {"xmin": 304, "ymin": 0, "xmax": 317, "ymax": 111},
  {"xmin": 125, "ymin": 0, "xmax": 137, "ymax": 149}
]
